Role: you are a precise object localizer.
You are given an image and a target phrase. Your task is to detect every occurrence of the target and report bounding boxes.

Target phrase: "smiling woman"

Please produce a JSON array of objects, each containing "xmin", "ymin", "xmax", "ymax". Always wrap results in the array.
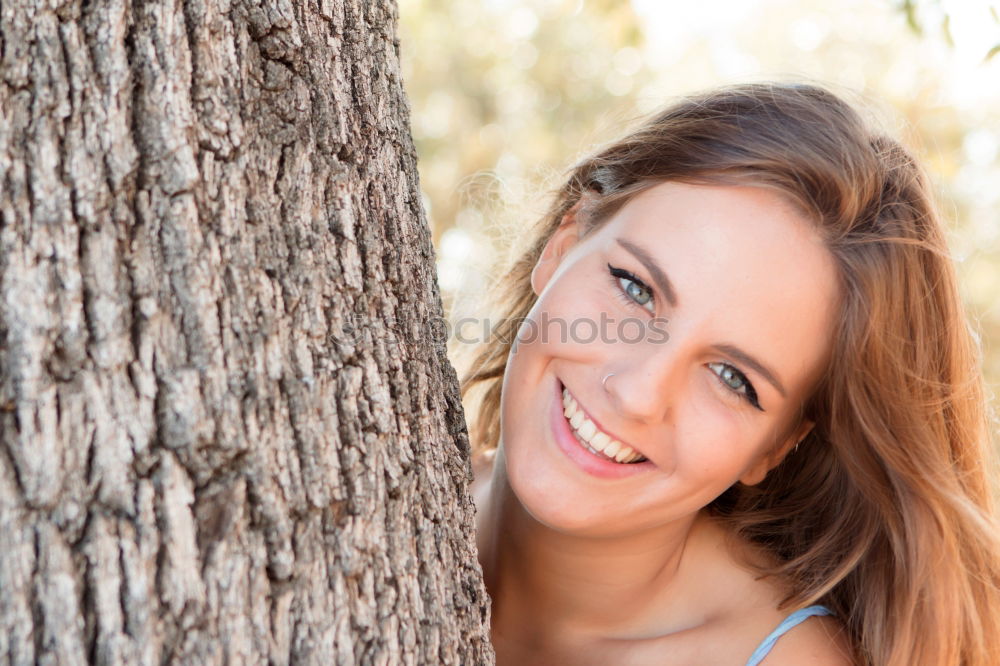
[{"xmin": 461, "ymin": 83, "xmax": 1000, "ymax": 666}]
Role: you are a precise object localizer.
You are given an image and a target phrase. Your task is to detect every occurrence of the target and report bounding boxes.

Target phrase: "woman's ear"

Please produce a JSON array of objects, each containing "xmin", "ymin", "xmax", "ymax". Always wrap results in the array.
[
  {"xmin": 530, "ymin": 198, "xmax": 588, "ymax": 296},
  {"xmin": 739, "ymin": 419, "xmax": 815, "ymax": 487}
]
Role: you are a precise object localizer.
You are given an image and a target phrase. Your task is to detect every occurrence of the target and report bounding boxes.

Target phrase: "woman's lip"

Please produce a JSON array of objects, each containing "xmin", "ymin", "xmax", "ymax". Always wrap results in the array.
[
  {"xmin": 550, "ymin": 377, "xmax": 656, "ymax": 479},
  {"xmin": 561, "ymin": 381, "xmax": 653, "ymax": 464}
]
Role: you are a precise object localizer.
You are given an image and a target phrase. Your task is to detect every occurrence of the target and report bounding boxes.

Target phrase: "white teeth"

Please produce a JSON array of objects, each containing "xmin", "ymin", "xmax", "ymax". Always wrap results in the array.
[
  {"xmin": 603, "ymin": 439, "xmax": 621, "ymax": 458},
  {"xmin": 564, "ymin": 398, "xmax": 577, "ymax": 419},
  {"xmin": 592, "ymin": 432, "xmax": 611, "ymax": 449},
  {"xmin": 560, "ymin": 387, "xmax": 648, "ymax": 464}
]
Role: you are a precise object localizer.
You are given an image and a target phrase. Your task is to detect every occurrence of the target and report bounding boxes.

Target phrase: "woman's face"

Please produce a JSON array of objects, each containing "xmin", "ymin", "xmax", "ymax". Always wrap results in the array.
[{"xmin": 498, "ymin": 181, "xmax": 840, "ymax": 537}]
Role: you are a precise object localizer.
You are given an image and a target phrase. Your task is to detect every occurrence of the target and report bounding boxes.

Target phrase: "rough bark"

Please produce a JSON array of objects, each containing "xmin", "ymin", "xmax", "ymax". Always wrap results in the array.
[{"xmin": 0, "ymin": 0, "xmax": 493, "ymax": 663}]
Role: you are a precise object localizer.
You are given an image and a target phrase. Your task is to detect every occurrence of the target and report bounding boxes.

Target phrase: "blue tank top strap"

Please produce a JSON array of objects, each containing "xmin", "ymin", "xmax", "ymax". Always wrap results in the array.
[{"xmin": 744, "ymin": 604, "xmax": 834, "ymax": 666}]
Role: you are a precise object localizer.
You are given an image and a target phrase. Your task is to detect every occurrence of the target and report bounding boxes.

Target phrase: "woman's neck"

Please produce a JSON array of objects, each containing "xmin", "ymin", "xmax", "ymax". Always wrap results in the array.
[{"xmin": 474, "ymin": 453, "xmax": 720, "ymax": 650}]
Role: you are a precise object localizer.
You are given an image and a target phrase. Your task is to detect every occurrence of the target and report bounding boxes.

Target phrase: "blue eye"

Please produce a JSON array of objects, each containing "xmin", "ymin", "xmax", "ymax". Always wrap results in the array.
[
  {"xmin": 608, "ymin": 264, "xmax": 655, "ymax": 313},
  {"xmin": 708, "ymin": 362, "xmax": 763, "ymax": 411}
]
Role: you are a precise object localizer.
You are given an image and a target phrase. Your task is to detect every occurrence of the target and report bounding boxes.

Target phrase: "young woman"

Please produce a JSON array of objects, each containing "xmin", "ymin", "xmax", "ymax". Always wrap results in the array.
[{"xmin": 462, "ymin": 83, "xmax": 1000, "ymax": 665}]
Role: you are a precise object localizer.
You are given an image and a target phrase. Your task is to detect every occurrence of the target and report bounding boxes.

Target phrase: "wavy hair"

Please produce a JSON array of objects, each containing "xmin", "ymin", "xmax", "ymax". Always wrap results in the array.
[{"xmin": 461, "ymin": 83, "xmax": 1000, "ymax": 665}]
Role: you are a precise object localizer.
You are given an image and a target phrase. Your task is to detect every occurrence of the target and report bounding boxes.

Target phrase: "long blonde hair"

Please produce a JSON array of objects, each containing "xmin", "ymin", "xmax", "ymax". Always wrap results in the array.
[{"xmin": 461, "ymin": 83, "xmax": 1000, "ymax": 665}]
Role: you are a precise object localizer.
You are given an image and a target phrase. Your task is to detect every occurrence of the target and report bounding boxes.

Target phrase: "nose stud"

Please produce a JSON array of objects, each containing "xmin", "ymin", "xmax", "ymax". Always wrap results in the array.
[{"xmin": 602, "ymin": 372, "xmax": 615, "ymax": 391}]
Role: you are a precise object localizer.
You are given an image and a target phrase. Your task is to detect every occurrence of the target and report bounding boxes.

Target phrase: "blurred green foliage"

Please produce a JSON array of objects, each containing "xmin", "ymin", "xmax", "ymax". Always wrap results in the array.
[
  {"xmin": 399, "ymin": 0, "xmax": 1000, "ymax": 417},
  {"xmin": 900, "ymin": 0, "xmax": 1000, "ymax": 59}
]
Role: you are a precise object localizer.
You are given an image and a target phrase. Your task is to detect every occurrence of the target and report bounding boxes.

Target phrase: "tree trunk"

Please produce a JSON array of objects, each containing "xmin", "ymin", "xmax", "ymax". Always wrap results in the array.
[{"xmin": 0, "ymin": 0, "xmax": 492, "ymax": 663}]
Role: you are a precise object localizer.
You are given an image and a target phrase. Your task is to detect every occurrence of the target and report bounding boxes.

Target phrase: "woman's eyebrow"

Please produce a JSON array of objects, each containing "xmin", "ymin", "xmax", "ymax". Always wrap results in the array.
[
  {"xmin": 712, "ymin": 343, "xmax": 787, "ymax": 397},
  {"xmin": 616, "ymin": 238, "xmax": 679, "ymax": 307}
]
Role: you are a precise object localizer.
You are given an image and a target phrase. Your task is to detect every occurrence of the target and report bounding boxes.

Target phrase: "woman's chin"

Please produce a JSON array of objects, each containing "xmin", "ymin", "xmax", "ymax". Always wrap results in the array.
[{"xmin": 504, "ymin": 466, "xmax": 633, "ymax": 536}]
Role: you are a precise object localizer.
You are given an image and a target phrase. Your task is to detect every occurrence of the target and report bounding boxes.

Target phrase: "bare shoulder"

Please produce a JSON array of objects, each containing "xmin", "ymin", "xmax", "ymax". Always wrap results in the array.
[
  {"xmin": 758, "ymin": 613, "xmax": 855, "ymax": 666},
  {"xmin": 686, "ymin": 517, "xmax": 856, "ymax": 665}
]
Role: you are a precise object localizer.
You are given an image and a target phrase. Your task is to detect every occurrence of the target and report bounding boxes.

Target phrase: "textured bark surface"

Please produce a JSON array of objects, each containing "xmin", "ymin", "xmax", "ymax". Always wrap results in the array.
[{"xmin": 0, "ymin": 0, "xmax": 493, "ymax": 663}]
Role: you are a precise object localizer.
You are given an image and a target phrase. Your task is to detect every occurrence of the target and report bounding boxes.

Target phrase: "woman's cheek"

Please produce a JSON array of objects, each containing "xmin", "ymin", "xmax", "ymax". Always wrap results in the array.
[
  {"xmin": 681, "ymin": 397, "xmax": 748, "ymax": 476},
  {"xmin": 533, "ymin": 290, "xmax": 611, "ymax": 351}
]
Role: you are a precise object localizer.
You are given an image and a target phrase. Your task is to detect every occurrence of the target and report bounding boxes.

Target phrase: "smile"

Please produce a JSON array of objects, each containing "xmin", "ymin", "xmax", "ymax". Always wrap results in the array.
[{"xmin": 562, "ymin": 387, "xmax": 649, "ymax": 464}]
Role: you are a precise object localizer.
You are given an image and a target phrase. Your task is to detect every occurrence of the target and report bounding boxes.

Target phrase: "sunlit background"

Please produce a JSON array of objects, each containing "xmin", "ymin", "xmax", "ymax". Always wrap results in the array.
[{"xmin": 398, "ymin": 0, "xmax": 1000, "ymax": 415}]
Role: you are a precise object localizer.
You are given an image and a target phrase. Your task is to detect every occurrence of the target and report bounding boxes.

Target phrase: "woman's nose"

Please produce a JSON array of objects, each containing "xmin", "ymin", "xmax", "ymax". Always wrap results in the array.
[{"xmin": 602, "ymin": 346, "xmax": 683, "ymax": 423}]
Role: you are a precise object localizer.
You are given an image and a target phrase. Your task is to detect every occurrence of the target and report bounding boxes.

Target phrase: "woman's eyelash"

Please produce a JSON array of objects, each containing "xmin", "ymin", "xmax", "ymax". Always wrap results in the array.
[
  {"xmin": 607, "ymin": 264, "xmax": 655, "ymax": 312},
  {"xmin": 708, "ymin": 362, "xmax": 763, "ymax": 411}
]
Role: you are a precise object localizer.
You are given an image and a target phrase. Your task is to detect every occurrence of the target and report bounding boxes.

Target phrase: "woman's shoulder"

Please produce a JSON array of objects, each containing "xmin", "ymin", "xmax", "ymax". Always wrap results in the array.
[
  {"xmin": 743, "ymin": 609, "xmax": 854, "ymax": 665},
  {"xmin": 679, "ymin": 517, "xmax": 855, "ymax": 664},
  {"xmin": 654, "ymin": 593, "xmax": 854, "ymax": 665},
  {"xmin": 635, "ymin": 601, "xmax": 853, "ymax": 666}
]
